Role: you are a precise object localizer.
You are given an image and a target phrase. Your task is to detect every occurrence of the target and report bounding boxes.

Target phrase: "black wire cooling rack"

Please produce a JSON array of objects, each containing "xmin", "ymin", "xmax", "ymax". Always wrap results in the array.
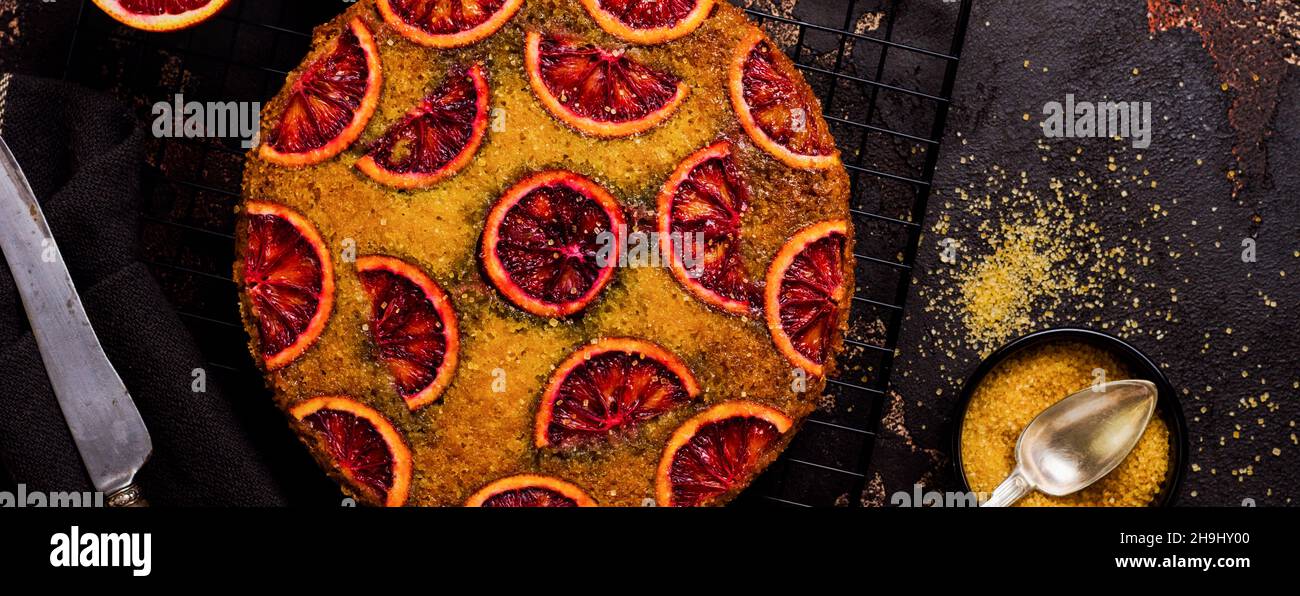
[{"xmin": 60, "ymin": 0, "xmax": 972, "ymax": 507}]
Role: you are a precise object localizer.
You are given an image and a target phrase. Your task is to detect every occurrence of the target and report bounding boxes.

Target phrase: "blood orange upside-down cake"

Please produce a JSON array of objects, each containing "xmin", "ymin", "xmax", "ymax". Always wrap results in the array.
[{"xmin": 237, "ymin": 0, "xmax": 854, "ymax": 507}]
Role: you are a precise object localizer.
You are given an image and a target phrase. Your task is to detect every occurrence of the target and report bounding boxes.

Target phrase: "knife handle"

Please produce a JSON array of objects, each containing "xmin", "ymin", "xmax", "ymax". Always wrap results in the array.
[{"xmin": 107, "ymin": 484, "xmax": 149, "ymax": 508}]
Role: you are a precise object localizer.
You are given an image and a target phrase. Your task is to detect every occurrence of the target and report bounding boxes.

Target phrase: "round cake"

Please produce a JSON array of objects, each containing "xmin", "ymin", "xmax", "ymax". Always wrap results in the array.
[{"xmin": 237, "ymin": 0, "xmax": 854, "ymax": 507}]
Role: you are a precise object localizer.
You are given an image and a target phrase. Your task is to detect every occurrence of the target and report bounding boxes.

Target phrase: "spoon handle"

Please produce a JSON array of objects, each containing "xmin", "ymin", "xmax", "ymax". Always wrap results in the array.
[{"xmin": 982, "ymin": 470, "xmax": 1033, "ymax": 507}]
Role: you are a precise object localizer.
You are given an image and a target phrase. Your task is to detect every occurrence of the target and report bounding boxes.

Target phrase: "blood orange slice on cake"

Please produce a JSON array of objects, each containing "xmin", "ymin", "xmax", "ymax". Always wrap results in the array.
[
  {"xmin": 377, "ymin": 0, "xmax": 524, "ymax": 48},
  {"xmin": 357, "ymin": 64, "xmax": 490, "ymax": 189},
  {"xmin": 481, "ymin": 170, "xmax": 627, "ymax": 318},
  {"xmin": 291, "ymin": 397, "xmax": 413, "ymax": 507},
  {"xmin": 241, "ymin": 202, "xmax": 335, "ymax": 371},
  {"xmin": 655, "ymin": 402, "xmax": 792, "ymax": 507},
  {"xmin": 260, "ymin": 18, "xmax": 382, "ymax": 167},
  {"xmin": 526, "ymin": 31, "xmax": 688, "ymax": 138},
  {"xmin": 91, "ymin": 0, "xmax": 230, "ymax": 32},
  {"xmin": 657, "ymin": 141, "xmax": 755, "ymax": 315},
  {"xmin": 466, "ymin": 475, "xmax": 597, "ymax": 507},
  {"xmin": 580, "ymin": 0, "xmax": 716, "ymax": 45},
  {"xmin": 356, "ymin": 256, "xmax": 460, "ymax": 411},
  {"xmin": 765, "ymin": 220, "xmax": 850, "ymax": 376},
  {"xmin": 535, "ymin": 338, "xmax": 700, "ymax": 449},
  {"xmin": 729, "ymin": 30, "xmax": 839, "ymax": 170}
]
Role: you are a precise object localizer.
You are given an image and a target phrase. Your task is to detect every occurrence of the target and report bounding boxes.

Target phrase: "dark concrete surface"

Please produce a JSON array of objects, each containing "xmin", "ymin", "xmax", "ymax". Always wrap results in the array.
[
  {"xmin": 867, "ymin": 0, "xmax": 1299, "ymax": 506},
  {"xmin": 1, "ymin": 0, "xmax": 1295, "ymax": 506}
]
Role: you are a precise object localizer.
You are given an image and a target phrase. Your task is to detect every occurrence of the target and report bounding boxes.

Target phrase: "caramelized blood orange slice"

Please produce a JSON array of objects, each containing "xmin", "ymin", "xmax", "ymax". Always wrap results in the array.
[
  {"xmin": 356, "ymin": 256, "xmax": 460, "ymax": 411},
  {"xmin": 481, "ymin": 170, "xmax": 627, "ymax": 317},
  {"xmin": 290, "ymin": 397, "xmax": 413, "ymax": 507},
  {"xmin": 765, "ymin": 220, "xmax": 849, "ymax": 376},
  {"xmin": 466, "ymin": 475, "xmax": 597, "ymax": 507},
  {"xmin": 357, "ymin": 64, "xmax": 490, "ymax": 190},
  {"xmin": 536, "ymin": 338, "xmax": 700, "ymax": 449},
  {"xmin": 525, "ymin": 31, "xmax": 689, "ymax": 138},
  {"xmin": 729, "ymin": 30, "xmax": 839, "ymax": 170},
  {"xmin": 377, "ymin": 0, "xmax": 523, "ymax": 48},
  {"xmin": 580, "ymin": 0, "xmax": 716, "ymax": 45},
  {"xmin": 657, "ymin": 141, "xmax": 754, "ymax": 315},
  {"xmin": 241, "ymin": 202, "xmax": 335, "ymax": 371},
  {"xmin": 260, "ymin": 18, "xmax": 382, "ymax": 167},
  {"xmin": 91, "ymin": 0, "xmax": 230, "ymax": 32},
  {"xmin": 655, "ymin": 402, "xmax": 792, "ymax": 507}
]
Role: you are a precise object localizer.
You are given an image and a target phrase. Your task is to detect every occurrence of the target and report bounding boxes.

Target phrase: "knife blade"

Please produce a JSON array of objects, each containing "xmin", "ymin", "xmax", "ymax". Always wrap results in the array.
[{"xmin": 0, "ymin": 137, "xmax": 151, "ymax": 505}]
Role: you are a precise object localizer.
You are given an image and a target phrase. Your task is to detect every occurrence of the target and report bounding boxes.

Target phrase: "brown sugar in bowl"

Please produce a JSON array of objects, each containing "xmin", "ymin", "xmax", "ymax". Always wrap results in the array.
[{"xmin": 952, "ymin": 328, "xmax": 1188, "ymax": 507}]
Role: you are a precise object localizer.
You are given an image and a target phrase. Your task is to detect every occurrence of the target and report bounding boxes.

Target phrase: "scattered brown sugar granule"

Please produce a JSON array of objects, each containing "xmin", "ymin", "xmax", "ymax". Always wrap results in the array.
[
  {"xmin": 956, "ymin": 222, "xmax": 1075, "ymax": 352},
  {"xmin": 960, "ymin": 341, "xmax": 1171, "ymax": 507},
  {"xmin": 919, "ymin": 153, "xmax": 1165, "ymax": 360}
]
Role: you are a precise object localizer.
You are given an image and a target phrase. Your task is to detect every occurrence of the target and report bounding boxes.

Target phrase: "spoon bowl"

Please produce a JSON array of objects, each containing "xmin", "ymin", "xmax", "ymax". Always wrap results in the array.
[
  {"xmin": 982, "ymin": 379, "xmax": 1156, "ymax": 507},
  {"xmin": 1018, "ymin": 380, "xmax": 1157, "ymax": 495}
]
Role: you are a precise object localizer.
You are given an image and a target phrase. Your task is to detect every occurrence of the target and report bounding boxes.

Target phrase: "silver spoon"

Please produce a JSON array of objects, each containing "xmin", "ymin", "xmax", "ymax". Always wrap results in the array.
[{"xmin": 981, "ymin": 379, "xmax": 1158, "ymax": 507}]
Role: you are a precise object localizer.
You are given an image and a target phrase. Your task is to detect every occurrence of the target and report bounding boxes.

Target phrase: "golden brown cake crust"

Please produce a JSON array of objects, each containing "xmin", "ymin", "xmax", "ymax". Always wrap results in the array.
[{"xmin": 239, "ymin": 0, "xmax": 853, "ymax": 506}]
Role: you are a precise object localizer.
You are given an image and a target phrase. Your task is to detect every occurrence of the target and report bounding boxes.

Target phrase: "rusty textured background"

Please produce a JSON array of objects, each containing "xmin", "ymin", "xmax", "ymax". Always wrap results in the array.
[{"xmin": 866, "ymin": 0, "xmax": 1299, "ymax": 507}]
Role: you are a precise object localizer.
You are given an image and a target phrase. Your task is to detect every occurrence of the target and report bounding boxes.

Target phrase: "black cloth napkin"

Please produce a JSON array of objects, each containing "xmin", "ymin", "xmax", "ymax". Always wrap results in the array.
[{"xmin": 0, "ymin": 74, "xmax": 288, "ymax": 506}]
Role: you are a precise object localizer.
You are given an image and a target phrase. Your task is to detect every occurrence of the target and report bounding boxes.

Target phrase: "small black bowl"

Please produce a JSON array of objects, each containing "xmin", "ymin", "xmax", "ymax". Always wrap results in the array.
[{"xmin": 951, "ymin": 328, "xmax": 1188, "ymax": 507}]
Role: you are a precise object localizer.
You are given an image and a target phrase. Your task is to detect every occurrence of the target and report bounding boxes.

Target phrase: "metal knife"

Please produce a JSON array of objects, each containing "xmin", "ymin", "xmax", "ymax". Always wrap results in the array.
[{"xmin": 0, "ymin": 137, "xmax": 151, "ymax": 507}]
